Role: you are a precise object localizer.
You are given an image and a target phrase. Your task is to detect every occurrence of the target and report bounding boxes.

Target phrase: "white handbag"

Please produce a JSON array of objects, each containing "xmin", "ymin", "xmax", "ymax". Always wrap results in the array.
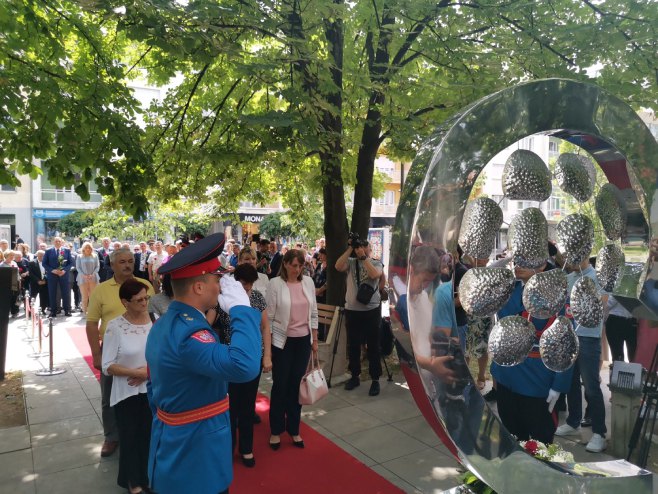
[{"xmin": 299, "ymin": 353, "xmax": 329, "ymax": 405}]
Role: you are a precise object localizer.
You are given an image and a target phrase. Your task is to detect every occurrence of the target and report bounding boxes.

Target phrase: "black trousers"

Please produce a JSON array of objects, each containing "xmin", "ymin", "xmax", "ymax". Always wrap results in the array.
[
  {"xmin": 114, "ymin": 393, "xmax": 152, "ymax": 490},
  {"xmin": 114, "ymin": 393, "xmax": 153, "ymax": 489},
  {"xmin": 270, "ymin": 336, "xmax": 311, "ymax": 436},
  {"xmin": 496, "ymin": 383, "xmax": 557, "ymax": 444},
  {"xmin": 229, "ymin": 368, "xmax": 262, "ymax": 455},
  {"xmin": 47, "ymin": 273, "xmax": 70, "ymax": 313},
  {"xmin": 345, "ymin": 307, "xmax": 382, "ymax": 380},
  {"xmin": 605, "ymin": 314, "xmax": 638, "ymax": 363}
]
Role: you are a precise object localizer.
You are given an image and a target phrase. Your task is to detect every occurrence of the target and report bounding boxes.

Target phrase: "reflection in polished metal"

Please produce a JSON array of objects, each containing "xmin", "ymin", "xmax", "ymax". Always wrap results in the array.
[
  {"xmin": 502, "ymin": 149, "xmax": 552, "ymax": 201},
  {"xmin": 523, "ymin": 269, "xmax": 568, "ymax": 319},
  {"xmin": 555, "ymin": 153, "xmax": 596, "ymax": 202},
  {"xmin": 391, "ymin": 78, "xmax": 656, "ymax": 493},
  {"xmin": 596, "ymin": 183, "xmax": 627, "ymax": 241},
  {"xmin": 488, "ymin": 316, "xmax": 536, "ymax": 366},
  {"xmin": 597, "ymin": 244, "xmax": 625, "ymax": 292},
  {"xmin": 458, "ymin": 267, "xmax": 515, "ymax": 317},
  {"xmin": 540, "ymin": 316, "xmax": 579, "ymax": 372},
  {"xmin": 458, "ymin": 197, "xmax": 503, "ymax": 259},
  {"xmin": 509, "ymin": 208, "xmax": 548, "ymax": 269},
  {"xmin": 556, "ymin": 213, "xmax": 594, "ymax": 266},
  {"xmin": 570, "ymin": 276, "xmax": 604, "ymax": 328}
]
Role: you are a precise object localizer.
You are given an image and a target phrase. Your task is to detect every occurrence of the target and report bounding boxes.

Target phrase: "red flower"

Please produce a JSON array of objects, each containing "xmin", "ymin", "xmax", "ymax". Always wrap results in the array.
[{"xmin": 524, "ymin": 440, "xmax": 539, "ymax": 455}]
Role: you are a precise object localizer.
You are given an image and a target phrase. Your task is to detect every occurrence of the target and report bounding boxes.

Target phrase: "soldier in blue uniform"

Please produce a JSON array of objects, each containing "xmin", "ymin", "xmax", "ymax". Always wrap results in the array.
[{"xmin": 146, "ymin": 233, "xmax": 262, "ymax": 494}]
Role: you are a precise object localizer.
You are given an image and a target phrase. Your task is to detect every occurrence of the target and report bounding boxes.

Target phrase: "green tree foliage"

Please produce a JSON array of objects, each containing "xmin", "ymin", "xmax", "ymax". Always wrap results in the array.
[
  {"xmin": 3, "ymin": 0, "xmax": 658, "ymax": 302},
  {"xmin": 57, "ymin": 210, "xmax": 94, "ymax": 238},
  {"xmin": 258, "ymin": 212, "xmax": 294, "ymax": 240}
]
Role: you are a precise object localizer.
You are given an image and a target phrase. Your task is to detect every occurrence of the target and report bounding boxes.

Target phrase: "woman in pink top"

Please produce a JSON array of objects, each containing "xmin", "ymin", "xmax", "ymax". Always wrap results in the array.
[{"xmin": 266, "ymin": 249, "xmax": 318, "ymax": 450}]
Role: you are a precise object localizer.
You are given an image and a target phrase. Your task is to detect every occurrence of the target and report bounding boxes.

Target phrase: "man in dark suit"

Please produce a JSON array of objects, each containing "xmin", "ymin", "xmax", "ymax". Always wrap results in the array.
[
  {"xmin": 134, "ymin": 241, "xmax": 150, "ymax": 281},
  {"xmin": 96, "ymin": 237, "xmax": 112, "ymax": 282},
  {"xmin": 28, "ymin": 250, "xmax": 49, "ymax": 313},
  {"xmin": 42, "ymin": 237, "xmax": 72, "ymax": 317},
  {"xmin": 268, "ymin": 240, "xmax": 282, "ymax": 279}
]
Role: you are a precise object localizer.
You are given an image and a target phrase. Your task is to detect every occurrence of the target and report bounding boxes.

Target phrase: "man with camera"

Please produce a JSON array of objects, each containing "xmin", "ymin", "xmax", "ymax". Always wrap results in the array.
[{"xmin": 336, "ymin": 233, "xmax": 383, "ymax": 396}]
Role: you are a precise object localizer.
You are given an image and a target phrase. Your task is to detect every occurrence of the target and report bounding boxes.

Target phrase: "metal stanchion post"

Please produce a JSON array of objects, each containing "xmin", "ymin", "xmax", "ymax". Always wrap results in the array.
[
  {"xmin": 31, "ymin": 300, "xmax": 37, "ymax": 340},
  {"xmin": 28, "ymin": 311, "xmax": 49, "ymax": 359},
  {"xmin": 22, "ymin": 297, "xmax": 37, "ymax": 342},
  {"xmin": 36, "ymin": 318, "xmax": 66, "ymax": 376}
]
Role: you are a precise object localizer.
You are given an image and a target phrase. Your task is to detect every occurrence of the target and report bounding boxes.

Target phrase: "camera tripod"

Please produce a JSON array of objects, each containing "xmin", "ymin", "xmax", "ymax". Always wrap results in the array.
[{"xmin": 327, "ymin": 307, "xmax": 393, "ymax": 388}]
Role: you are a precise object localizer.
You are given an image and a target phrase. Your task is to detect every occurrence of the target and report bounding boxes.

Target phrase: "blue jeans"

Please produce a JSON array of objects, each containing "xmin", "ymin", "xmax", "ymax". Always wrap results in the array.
[
  {"xmin": 566, "ymin": 336, "xmax": 607, "ymax": 436},
  {"xmin": 457, "ymin": 324, "xmax": 468, "ymax": 354}
]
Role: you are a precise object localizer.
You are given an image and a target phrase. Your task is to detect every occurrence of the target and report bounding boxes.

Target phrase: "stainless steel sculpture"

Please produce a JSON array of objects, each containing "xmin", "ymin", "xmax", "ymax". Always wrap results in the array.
[
  {"xmin": 554, "ymin": 152, "xmax": 596, "ymax": 202},
  {"xmin": 502, "ymin": 149, "xmax": 552, "ymax": 201},
  {"xmin": 556, "ymin": 213, "xmax": 594, "ymax": 266},
  {"xmin": 540, "ymin": 316, "xmax": 579, "ymax": 372},
  {"xmin": 522, "ymin": 269, "xmax": 568, "ymax": 319},
  {"xmin": 597, "ymin": 244, "xmax": 625, "ymax": 292},
  {"xmin": 570, "ymin": 276, "xmax": 604, "ymax": 328},
  {"xmin": 509, "ymin": 208, "xmax": 548, "ymax": 268},
  {"xmin": 596, "ymin": 183, "xmax": 627, "ymax": 241},
  {"xmin": 389, "ymin": 78, "xmax": 656, "ymax": 493},
  {"xmin": 488, "ymin": 315, "xmax": 536, "ymax": 366},
  {"xmin": 458, "ymin": 267, "xmax": 515, "ymax": 317},
  {"xmin": 458, "ymin": 197, "xmax": 504, "ymax": 259}
]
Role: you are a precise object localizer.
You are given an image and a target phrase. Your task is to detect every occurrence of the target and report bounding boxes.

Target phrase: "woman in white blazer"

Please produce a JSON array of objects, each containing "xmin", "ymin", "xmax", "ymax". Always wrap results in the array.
[{"xmin": 266, "ymin": 249, "xmax": 318, "ymax": 450}]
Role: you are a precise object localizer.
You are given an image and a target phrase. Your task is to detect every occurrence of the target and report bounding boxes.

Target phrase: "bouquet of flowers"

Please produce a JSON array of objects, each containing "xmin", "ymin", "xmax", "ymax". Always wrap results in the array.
[{"xmin": 519, "ymin": 439, "xmax": 574, "ymax": 463}]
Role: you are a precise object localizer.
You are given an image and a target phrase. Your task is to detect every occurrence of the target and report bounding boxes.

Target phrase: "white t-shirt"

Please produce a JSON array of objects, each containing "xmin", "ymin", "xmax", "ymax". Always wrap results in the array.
[
  {"xmin": 148, "ymin": 252, "xmax": 166, "ymax": 274},
  {"xmin": 101, "ymin": 315, "xmax": 151, "ymax": 406},
  {"xmin": 254, "ymin": 272, "xmax": 269, "ymax": 300}
]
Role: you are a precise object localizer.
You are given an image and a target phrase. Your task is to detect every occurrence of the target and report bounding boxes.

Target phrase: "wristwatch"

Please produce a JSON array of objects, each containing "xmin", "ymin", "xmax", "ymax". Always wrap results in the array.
[{"xmin": 359, "ymin": 255, "xmax": 367, "ymax": 261}]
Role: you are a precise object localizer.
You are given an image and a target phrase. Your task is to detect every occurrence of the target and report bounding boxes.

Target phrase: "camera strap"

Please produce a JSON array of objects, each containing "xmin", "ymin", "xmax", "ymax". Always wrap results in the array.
[{"xmin": 355, "ymin": 259, "xmax": 362, "ymax": 286}]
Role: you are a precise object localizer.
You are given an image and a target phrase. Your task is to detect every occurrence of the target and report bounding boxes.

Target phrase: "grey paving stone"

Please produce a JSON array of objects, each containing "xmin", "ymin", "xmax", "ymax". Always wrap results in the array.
[
  {"xmin": 27, "ymin": 398, "xmax": 96, "ymax": 425},
  {"xmin": 391, "ymin": 415, "xmax": 442, "ymax": 448},
  {"xmin": 311, "ymin": 405, "xmax": 384, "ymax": 437},
  {"xmin": 30, "ymin": 414, "xmax": 103, "ymax": 447},
  {"xmin": 0, "ymin": 448, "xmax": 36, "ymax": 485},
  {"xmin": 381, "ymin": 447, "xmax": 462, "ymax": 493},
  {"xmin": 25, "ymin": 386, "xmax": 88, "ymax": 409},
  {"xmin": 35, "ymin": 461, "xmax": 120, "ymax": 494},
  {"xmin": 368, "ymin": 464, "xmax": 419, "ymax": 494},
  {"xmin": 32, "ymin": 434, "xmax": 105, "ymax": 475},
  {"xmin": 0, "ymin": 425, "xmax": 31, "ymax": 454},
  {"xmin": 357, "ymin": 396, "xmax": 422, "ymax": 424},
  {"xmin": 343, "ymin": 424, "xmax": 428, "ymax": 464},
  {"xmin": 329, "ymin": 437, "xmax": 377, "ymax": 467}
]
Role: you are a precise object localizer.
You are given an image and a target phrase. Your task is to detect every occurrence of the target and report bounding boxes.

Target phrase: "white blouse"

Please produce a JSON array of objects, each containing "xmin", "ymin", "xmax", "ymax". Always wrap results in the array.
[{"xmin": 102, "ymin": 315, "xmax": 151, "ymax": 407}]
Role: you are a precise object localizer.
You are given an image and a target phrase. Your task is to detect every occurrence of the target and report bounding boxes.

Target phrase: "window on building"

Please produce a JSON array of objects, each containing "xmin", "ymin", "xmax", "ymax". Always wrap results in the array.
[
  {"xmin": 549, "ymin": 140, "xmax": 559, "ymax": 153},
  {"xmin": 1, "ymin": 183, "xmax": 16, "ymax": 192},
  {"xmin": 41, "ymin": 171, "xmax": 101, "ymax": 202},
  {"xmin": 376, "ymin": 190, "xmax": 395, "ymax": 206},
  {"xmin": 491, "ymin": 195, "xmax": 508, "ymax": 209}
]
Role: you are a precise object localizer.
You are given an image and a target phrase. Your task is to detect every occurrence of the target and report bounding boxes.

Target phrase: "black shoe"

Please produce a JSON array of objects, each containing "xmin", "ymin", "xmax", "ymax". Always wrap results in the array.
[
  {"xmin": 483, "ymin": 388, "xmax": 497, "ymax": 402},
  {"xmin": 253, "ymin": 412, "xmax": 262, "ymax": 424},
  {"xmin": 344, "ymin": 377, "xmax": 360, "ymax": 391},
  {"xmin": 64, "ymin": 311, "xmax": 72, "ymax": 317},
  {"xmin": 241, "ymin": 454, "xmax": 256, "ymax": 467},
  {"xmin": 292, "ymin": 439, "xmax": 305, "ymax": 448},
  {"xmin": 368, "ymin": 380, "xmax": 380, "ymax": 396},
  {"xmin": 269, "ymin": 436, "xmax": 281, "ymax": 450},
  {"xmin": 581, "ymin": 416, "xmax": 592, "ymax": 428}
]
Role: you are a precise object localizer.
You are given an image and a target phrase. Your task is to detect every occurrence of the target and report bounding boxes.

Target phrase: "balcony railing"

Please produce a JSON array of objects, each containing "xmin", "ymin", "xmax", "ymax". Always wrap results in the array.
[{"xmin": 41, "ymin": 188, "xmax": 102, "ymax": 203}]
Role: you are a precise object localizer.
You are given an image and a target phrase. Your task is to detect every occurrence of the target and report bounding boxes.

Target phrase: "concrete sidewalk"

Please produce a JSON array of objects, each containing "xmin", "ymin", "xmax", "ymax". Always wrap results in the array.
[{"xmin": 1, "ymin": 312, "xmax": 464, "ymax": 494}]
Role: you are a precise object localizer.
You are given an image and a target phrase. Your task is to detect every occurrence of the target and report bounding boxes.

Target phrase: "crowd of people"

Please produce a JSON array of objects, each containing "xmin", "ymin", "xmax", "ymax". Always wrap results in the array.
[
  {"xmin": 2, "ymin": 232, "xmax": 365, "ymax": 494},
  {"xmin": 396, "ymin": 240, "xmax": 640, "ymax": 456}
]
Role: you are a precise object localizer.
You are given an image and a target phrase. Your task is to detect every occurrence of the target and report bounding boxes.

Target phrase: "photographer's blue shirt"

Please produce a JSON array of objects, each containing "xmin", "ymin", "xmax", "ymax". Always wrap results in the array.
[{"xmin": 431, "ymin": 281, "xmax": 458, "ymax": 338}]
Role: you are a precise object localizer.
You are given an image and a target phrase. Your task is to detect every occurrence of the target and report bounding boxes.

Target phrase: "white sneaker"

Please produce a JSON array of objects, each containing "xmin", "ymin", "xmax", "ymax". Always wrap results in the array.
[
  {"xmin": 555, "ymin": 423, "xmax": 581, "ymax": 437},
  {"xmin": 586, "ymin": 433, "xmax": 607, "ymax": 452}
]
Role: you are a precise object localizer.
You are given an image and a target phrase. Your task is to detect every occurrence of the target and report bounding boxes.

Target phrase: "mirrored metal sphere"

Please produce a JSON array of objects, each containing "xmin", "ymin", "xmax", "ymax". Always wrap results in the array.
[
  {"xmin": 459, "ymin": 197, "xmax": 504, "ymax": 260},
  {"xmin": 488, "ymin": 315, "xmax": 536, "ymax": 366},
  {"xmin": 570, "ymin": 276, "xmax": 603, "ymax": 328},
  {"xmin": 555, "ymin": 153, "xmax": 596, "ymax": 202},
  {"xmin": 596, "ymin": 244, "xmax": 625, "ymax": 292},
  {"xmin": 502, "ymin": 149, "xmax": 552, "ymax": 201},
  {"xmin": 540, "ymin": 316, "xmax": 579, "ymax": 372},
  {"xmin": 556, "ymin": 214, "xmax": 594, "ymax": 266},
  {"xmin": 509, "ymin": 208, "xmax": 548, "ymax": 269},
  {"xmin": 595, "ymin": 183, "xmax": 627, "ymax": 241},
  {"xmin": 459, "ymin": 267, "xmax": 515, "ymax": 317},
  {"xmin": 523, "ymin": 269, "xmax": 568, "ymax": 319}
]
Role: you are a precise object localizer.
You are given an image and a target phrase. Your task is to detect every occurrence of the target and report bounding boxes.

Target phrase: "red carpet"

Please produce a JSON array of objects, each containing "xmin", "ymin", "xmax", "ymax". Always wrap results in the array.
[{"xmin": 66, "ymin": 325, "xmax": 404, "ymax": 494}]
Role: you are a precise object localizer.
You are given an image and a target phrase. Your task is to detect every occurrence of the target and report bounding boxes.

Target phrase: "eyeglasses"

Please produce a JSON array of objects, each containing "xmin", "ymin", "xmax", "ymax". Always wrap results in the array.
[{"xmin": 130, "ymin": 296, "xmax": 151, "ymax": 303}]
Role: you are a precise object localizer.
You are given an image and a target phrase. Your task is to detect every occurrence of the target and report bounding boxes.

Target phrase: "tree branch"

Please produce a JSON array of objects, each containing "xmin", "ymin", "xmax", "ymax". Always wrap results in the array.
[{"xmin": 174, "ymin": 64, "xmax": 210, "ymax": 149}]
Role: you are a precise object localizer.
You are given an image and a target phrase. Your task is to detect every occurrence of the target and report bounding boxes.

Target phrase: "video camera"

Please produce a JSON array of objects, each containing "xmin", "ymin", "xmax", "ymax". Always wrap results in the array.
[{"xmin": 348, "ymin": 232, "xmax": 367, "ymax": 249}]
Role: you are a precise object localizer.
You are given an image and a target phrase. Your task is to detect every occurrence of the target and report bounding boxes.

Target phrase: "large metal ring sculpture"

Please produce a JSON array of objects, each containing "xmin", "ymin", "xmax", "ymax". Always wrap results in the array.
[{"xmin": 390, "ymin": 79, "xmax": 657, "ymax": 492}]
